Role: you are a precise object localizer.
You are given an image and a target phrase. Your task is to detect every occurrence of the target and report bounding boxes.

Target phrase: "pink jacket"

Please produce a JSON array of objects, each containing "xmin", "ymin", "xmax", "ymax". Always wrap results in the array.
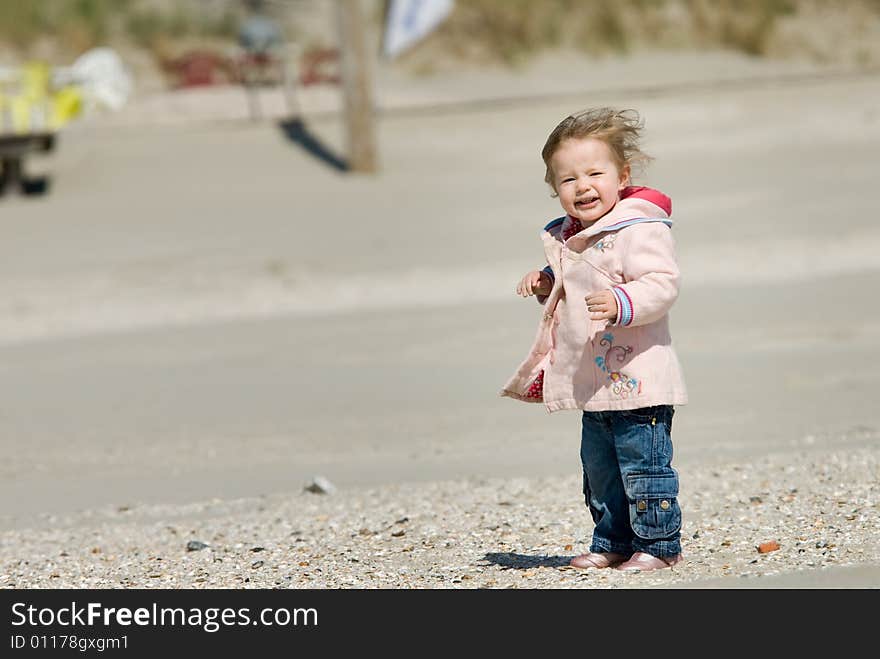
[{"xmin": 500, "ymin": 186, "xmax": 688, "ymax": 412}]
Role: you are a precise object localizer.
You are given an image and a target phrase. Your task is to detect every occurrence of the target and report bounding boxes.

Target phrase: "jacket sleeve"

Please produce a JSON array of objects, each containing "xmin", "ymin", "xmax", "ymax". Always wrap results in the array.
[
  {"xmin": 535, "ymin": 217, "xmax": 565, "ymax": 306},
  {"xmin": 610, "ymin": 223, "xmax": 680, "ymax": 327}
]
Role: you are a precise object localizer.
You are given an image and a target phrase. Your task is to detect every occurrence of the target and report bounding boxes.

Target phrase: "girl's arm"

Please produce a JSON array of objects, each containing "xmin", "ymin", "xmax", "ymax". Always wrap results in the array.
[{"xmin": 610, "ymin": 222, "xmax": 680, "ymax": 327}]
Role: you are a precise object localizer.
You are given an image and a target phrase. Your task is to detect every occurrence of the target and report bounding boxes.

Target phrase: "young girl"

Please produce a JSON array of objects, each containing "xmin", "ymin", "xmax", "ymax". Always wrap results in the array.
[{"xmin": 501, "ymin": 108, "xmax": 687, "ymax": 572}]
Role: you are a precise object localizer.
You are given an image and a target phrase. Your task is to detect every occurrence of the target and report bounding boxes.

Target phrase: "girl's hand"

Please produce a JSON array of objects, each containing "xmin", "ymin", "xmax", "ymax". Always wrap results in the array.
[
  {"xmin": 516, "ymin": 270, "xmax": 551, "ymax": 297},
  {"xmin": 585, "ymin": 290, "xmax": 618, "ymax": 321}
]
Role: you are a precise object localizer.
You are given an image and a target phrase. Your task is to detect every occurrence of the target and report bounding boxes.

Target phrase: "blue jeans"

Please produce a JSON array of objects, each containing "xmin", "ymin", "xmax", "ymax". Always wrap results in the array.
[{"xmin": 580, "ymin": 405, "xmax": 682, "ymax": 558}]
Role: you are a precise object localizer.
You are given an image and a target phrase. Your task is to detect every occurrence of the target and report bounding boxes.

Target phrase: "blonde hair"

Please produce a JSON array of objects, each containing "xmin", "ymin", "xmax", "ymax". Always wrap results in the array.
[{"xmin": 541, "ymin": 107, "xmax": 652, "ymax": 193}]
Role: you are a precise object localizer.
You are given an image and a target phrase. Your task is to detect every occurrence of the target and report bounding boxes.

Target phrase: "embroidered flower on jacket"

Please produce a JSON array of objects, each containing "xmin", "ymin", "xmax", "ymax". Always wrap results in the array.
[
  {"xmin": 595, "ymin": 332, "xmax": 640, "ymax": 398},
  {"xmin": 593, "ymin": 233, "xmax": 617, "ymax": 252}
]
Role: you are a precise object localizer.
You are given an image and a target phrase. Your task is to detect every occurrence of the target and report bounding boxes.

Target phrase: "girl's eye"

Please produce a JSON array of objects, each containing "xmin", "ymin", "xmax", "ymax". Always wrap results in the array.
[{"xmin": 590, "ymin": 172, "xmax": 603, "ymax": 177}]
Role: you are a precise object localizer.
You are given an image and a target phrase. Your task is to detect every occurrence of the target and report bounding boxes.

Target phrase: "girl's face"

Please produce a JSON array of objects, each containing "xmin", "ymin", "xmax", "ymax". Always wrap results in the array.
[{"xmin": 550, "ymin": 137, "xmax": 630, "ymax": 226}]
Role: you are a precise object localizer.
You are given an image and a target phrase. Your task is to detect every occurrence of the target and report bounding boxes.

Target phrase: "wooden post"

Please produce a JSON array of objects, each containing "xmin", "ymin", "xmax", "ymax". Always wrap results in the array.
[{"xmin": 335, "ymin": 0, "xmax": 378, "ymax": 173}]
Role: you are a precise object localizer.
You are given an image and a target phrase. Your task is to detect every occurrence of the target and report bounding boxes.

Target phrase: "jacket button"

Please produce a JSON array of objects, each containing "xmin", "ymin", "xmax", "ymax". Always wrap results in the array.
[
  {"xmin": 660, "ymin": 500, "xmax": 670, "ymax": 510},
  {"xmin": 637, "ymin": 500, "xmax": 647, "ymax": 512}
]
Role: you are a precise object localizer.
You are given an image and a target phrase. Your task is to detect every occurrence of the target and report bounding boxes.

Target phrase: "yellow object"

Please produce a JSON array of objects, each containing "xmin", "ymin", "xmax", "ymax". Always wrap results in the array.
[
  {"xmin": 22, "ymin": 61, "xmax": 51, "ymax": 100},
  {"xmin": 50, "ymin": 87, "xmax": 82, "ymax": 130},
  {"xmin": 11, "ymin": 95, "xmax": 39, "ymax": 133},
  {"xmin": 0, "ymin": 60, "xmax": 83, "ymax": 134}
]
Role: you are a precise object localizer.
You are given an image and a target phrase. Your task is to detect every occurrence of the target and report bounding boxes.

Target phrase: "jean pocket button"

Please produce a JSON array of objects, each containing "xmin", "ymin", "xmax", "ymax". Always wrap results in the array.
[
  {"xmin": 637, "ymin": 500, "xmax": 647, "ymax": 512},
  {"xmin": 659, "ymin": 500, "xmax": 670, "ymax": 510}
]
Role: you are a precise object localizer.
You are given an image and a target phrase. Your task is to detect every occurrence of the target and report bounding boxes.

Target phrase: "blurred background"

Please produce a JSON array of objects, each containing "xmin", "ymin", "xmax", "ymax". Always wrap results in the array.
[{"xmin": 1, "ymin": 0, "xmax": 879, "ymax": 524}]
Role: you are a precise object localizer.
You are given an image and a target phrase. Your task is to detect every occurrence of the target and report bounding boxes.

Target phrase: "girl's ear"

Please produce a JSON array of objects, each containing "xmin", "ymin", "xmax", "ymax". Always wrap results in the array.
[{"xmin": 618, "ymin": 164, "xmax": 631, "ymax": 189}]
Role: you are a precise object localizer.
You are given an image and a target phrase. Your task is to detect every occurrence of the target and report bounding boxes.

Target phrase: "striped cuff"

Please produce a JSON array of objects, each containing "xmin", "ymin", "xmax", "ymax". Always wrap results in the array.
[
  {"xmin": 611, "ymin": 286, "xmax": 634, "ymax": 326},
  {"xmin": 541, "ymin": 265, "xmax": 554, "ymax": 283}
]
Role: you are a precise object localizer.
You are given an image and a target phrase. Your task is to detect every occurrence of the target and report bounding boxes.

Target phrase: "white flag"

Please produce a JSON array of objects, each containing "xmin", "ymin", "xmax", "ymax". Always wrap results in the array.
[{"xmin": 383, "ymin": 0, "xmax": 454, "ymax": 58}]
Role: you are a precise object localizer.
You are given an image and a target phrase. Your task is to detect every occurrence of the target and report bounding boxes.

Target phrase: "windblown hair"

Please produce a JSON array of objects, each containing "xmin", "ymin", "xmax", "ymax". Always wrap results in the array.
[{"xmin": 541, "ymin": 107, "xmax": 652, "ymax": 193}]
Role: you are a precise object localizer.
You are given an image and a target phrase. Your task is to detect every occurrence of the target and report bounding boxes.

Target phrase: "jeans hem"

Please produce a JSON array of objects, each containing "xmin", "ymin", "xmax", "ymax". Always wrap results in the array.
[
  {"xmin": 631, "ymin": 539, "xmax": 682, "ymax": 558},
  {"xmin": 589, "ymin": 538, "xmax": 633, "ymax": 555}
]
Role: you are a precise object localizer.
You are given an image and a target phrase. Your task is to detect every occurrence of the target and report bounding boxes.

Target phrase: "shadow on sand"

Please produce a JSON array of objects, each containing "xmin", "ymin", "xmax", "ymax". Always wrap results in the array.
[
  {"xmin": 277, "ymin": 116, "xmax": 348, "ymax": 172},
  {"xmin": 482, "ymin": 552, "xmax": 573, "ymax": 570}
]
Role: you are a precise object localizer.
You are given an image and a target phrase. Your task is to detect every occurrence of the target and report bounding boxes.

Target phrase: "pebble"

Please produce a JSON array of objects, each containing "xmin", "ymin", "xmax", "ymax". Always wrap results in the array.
[
  {"xmin": 304, "ymin": 476, "xmax": 337, "ymax": 495},
  {"xmin": 757, "ymin": 540, "xmax": 780, "ymax": 553}
]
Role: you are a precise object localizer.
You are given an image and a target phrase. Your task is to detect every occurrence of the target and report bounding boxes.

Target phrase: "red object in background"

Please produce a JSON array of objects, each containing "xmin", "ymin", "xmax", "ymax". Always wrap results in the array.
[
  {"xmin": 299, "ymin": 48, "xmax": 340, "ymax": 86},
  {"xmin": 164, "ymin": 51, "xmax": 234, "ymax": 88},
  {"xmin": 160, "ymin": 47, "xmax": 341, "ymax": 90}
]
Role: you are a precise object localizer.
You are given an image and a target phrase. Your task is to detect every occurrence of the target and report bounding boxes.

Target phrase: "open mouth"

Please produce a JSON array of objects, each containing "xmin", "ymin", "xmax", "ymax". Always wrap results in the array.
[{"xmin": 575, "ymin": 196, "xmax": 599, "ymax": 209}]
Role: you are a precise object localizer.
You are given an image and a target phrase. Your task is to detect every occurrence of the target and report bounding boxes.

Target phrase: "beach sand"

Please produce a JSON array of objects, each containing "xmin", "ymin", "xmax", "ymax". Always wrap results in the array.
[{"xmin": 1, "ymin": 51, "xmax": 878, "ymax": 587}]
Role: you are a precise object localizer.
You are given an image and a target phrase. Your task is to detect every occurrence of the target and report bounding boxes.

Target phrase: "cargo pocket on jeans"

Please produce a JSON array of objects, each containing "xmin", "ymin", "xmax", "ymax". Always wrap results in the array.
[{"xmin": 624, "ymin": 472, "xmax": 681, "ymax": 540}]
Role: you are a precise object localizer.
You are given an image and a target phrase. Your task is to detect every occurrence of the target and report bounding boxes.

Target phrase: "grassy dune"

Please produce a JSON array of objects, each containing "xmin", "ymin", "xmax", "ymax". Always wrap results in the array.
[
  {"xmin": 0, "ymin": 0, "xmax": 236, "ymax": 56},
  {"xmin": 1, "ymin": 0, "xmax": 879, "ymax": 70},
  {"xmin": 409, "ymin": 0, "xmax": 880, "ymax": 68}
]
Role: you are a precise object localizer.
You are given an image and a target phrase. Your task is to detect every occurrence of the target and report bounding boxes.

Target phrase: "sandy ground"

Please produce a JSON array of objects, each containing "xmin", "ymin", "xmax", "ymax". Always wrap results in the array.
[
  {"xmin": 1, "ymin": 447, "xmax": 877, "ymax": 588},
  {"xmin": 0, "ymin": 51, "xmax": 878, "ymax": 587}
]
